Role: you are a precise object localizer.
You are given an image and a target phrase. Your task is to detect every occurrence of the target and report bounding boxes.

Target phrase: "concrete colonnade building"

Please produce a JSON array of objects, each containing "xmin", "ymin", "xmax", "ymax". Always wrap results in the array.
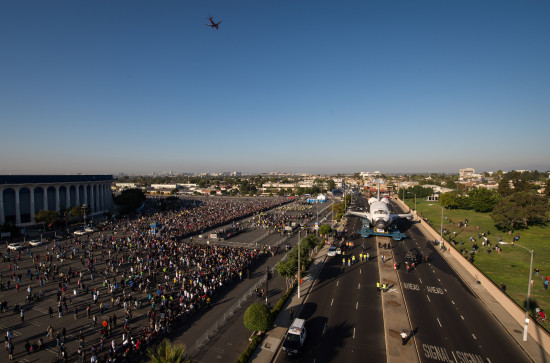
[{"xmin": 0, "ymin": 175, "xmax": 114, "ymax": 226}]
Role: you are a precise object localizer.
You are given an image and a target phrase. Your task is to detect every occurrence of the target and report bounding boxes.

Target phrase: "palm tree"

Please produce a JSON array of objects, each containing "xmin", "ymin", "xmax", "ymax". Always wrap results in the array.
[{"xmin": 147, "ymin": 339, "xmax": 191, "ymax": 363}]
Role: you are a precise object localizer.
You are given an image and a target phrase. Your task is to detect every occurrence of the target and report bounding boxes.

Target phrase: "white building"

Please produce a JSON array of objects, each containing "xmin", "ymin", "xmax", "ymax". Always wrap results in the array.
[{"xmin": 0, "ymin": 175, "xmax": 114, "ymax": 226}]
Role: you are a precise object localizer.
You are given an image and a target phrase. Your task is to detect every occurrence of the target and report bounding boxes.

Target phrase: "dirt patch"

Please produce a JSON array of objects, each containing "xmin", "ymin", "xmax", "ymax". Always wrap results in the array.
[{"xmin": 387, "ymin": 300, "xmax": 401, "ymax": 308}]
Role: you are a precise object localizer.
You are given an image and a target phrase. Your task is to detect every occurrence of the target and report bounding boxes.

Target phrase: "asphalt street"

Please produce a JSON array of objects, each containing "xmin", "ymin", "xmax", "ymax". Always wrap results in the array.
[{"xmin": 390, "ymin": 201, "xmax": 530, "ymax": 363}]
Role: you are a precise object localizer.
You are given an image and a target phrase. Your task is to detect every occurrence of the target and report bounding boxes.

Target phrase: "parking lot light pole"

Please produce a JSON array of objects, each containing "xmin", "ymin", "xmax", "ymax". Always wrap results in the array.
[
  {"xmin": 82, "ymin": 204, "xmax": 87, "ymax": 231},
  {"xmin": 499, "ymin": 241, "xmax": 534, "ymax": 341}
]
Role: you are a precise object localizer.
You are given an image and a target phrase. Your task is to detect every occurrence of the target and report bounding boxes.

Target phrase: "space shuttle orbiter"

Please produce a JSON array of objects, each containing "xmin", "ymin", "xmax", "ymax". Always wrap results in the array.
[{"xmin": 347, "ymin": 183, "xmax": 412, "ymax": 231}]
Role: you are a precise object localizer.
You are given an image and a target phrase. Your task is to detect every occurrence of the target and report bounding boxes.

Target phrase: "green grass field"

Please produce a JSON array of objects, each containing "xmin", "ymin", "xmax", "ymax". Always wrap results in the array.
[{"xmin": 404, "ymin": 198, "xmax": 550, "ymax": 329}]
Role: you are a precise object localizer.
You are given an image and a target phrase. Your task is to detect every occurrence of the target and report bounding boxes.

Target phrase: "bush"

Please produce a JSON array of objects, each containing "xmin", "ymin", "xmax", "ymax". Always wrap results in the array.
[
  {"xmin": 271, "ymin": 283, "xmax": 296, "ymax": 319},
  {"xmin": 243, "ymin": 303, "xmax": 273, "ymax": 332},
  {"xmin": 235, "ymin": 334, "xmax": 263, "ymax": 363}
]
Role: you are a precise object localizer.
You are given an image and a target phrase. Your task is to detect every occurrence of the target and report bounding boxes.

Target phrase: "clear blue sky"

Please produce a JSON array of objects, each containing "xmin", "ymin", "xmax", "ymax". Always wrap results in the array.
[{"xmin": 1, "ymin": 0, "xmax": 549, "ymax": 175}]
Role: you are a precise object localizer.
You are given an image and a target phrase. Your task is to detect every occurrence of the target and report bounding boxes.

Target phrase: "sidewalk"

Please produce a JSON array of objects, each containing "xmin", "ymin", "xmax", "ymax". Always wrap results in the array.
[
  {"xmin": 249, "ymin": 244, "xmax": 329, "ymax": 363},
  {"xmin": 378, "ymin": 242, "xmax": 420, "ymax": 363}
]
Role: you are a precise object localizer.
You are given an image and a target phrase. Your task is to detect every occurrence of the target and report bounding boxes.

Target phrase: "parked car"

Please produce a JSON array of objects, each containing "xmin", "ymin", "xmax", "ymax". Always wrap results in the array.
[
  {"xmin": 327, "ymin": 247, "xmax": 337, "ymax": 257},
  {"xmin": 73, "ymin": 230, "xmax": 87, "ymax": 236},
  {"xmin": 84, "ymin": 227, "xmax": 95, "ymax": 233},
  {"xmin": 28, "ymin": 240, "xmax": 43, "ymax": 247},
  {"xmin": 7, "ymin": 243, "xmax": 23, "ymax": 251}
]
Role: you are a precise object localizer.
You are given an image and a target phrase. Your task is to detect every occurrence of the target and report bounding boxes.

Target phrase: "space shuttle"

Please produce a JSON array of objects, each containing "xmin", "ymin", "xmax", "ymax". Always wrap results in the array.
[{"xmin": 347, "ymin": 183, "xmax": 412, "ymax": 231}]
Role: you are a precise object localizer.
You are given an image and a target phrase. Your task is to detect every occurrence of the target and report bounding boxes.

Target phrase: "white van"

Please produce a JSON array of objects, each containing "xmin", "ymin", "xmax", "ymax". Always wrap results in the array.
[{"xmin": 282, "ymin": 318, "xmax": 307, "ymax": 356}]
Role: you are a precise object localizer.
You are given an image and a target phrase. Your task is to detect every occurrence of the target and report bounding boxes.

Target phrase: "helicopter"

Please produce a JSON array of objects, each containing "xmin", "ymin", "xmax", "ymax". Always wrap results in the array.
[{"xmin": 206, "ymin": 15, "xmax": 221, "ymax": 30}]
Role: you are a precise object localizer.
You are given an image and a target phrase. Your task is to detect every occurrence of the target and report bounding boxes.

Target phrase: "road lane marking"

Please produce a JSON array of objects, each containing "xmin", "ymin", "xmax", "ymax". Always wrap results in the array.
[
  {"xmin": 337, "ymin": 281, "xmax": 339, "ymax": 287},
  {"xmin": 331, "ymin": 298, "xmax": 334, "ymax": 306},
  {"xmin": 322, "ymin": 323, "xmax": 327, "ymax": 335},
  {"xmin": 29, "ymin": 320, "xmax": 41, "ymax": 326},
  {"xmin": 427, "ymin": 295, "xmax": 430, "ymax": 302},
  {"xmin": 419, "ymin": 278, "xmax": 422, "ymax": 283},
  {"xmin": 451, "ymin": 301, "xmax": 455, "ymax": 305},
  {"xmin": 437, "ymin": 318, "xmax": 442, "ymax": 327},
  {"xmin": 353, "ymin": 327, "xmax": 355, "ymax": 338},
  {"xmin": 461, "ymin": 315, "xmax": 464, "ymax": 320},
  {"xmin": 472, "ymin": 334, "xmax": 477, "ymax": 340},
  {"xmin": 356, "ymin": 301, "xmax": 358, "ymax": 310},
  {"xmin": 360, "ymin": 269, "xmax": 362, "ymax": 274},
  {"xmin": 358, "ymin": 283, "xmax": 361, "ymax": 289}
]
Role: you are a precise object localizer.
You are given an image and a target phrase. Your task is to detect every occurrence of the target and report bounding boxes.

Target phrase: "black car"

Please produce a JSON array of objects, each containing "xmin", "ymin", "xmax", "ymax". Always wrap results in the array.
[{"xmin": 404, "ymin": 251, "xmax": 421, "ymax": 265}]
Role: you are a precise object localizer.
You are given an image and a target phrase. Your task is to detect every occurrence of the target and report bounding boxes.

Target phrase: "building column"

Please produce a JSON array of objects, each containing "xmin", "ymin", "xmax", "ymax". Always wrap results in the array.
[
  {"xmin": 102, "ymin": 184, "xmax": 107, "ymax": 210},
  {"xmin": 0, "ymin": 188, "xmax": 5, "ymax": 225},
  {"xmin": 55, "ymin": 185, "xmax": 60, "ymax": 212},
  {"xmin": 98, "ymin": 184, "xmax": 103, "ymax": 212},
  {"xmin": 83, "ymin": 184, "xmax": 88, "ymax": 207},
  {"xmin": 15, "ymin": 187, "xmax": 21, "ymax": 225},
  {"xmin": 43, "ymin": 186, "xmax": 48, "ymax": 211},
  {"xmin": 66, "ymin": 185, "xmax": 71, "ymax": 210},
  {"xmin": 90, "ymin": 184, "xmax": 95, "ymax": 213},
  {"xmin": 30, "ymin": 187, "xmax": 35, "ymax": 224},
  {"xmin": 76, "ymin": 185, "xmax": 80, "ymax": 207}
]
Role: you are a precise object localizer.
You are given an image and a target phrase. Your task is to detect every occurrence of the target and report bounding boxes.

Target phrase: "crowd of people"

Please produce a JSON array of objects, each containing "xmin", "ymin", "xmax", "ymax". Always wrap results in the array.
[{"xmin": 2, "ymin": 196, "xmax": 290, "ymax": 362}]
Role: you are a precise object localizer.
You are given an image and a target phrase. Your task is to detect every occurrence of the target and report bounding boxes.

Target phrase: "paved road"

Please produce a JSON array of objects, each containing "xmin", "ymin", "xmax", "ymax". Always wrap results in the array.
[
  {"xmin": 390, "ymin": 201, "xmax": 530, "ymax": 362},
  {"xmin": 275, "ymin": 201, "xmax": 385, "ymax": 363}
]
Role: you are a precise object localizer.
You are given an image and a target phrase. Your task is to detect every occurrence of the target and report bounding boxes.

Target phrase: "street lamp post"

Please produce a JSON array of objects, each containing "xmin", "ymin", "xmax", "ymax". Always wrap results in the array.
[
  {"xmin": 440, "ymin": 206, "xmax": 444, "ymax": 244},
  {"xmin": 499, "ymin": 242, "xmax": 534, "ymax": 341},
  {"xmin": 407, "ymin": 192, "xmax": 417, "ymax": 218},
  {"xmin": 297, "ymin": 229, "xmax": 301, "ymax": 298},
  {"xmin": 265, "ymin": 265, "xmax": 270, "ymax": 305}
]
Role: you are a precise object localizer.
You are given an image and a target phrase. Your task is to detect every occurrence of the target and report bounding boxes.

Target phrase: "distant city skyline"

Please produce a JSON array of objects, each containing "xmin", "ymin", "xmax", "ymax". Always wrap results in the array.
[{"xmin": 1, "ymin": 1, "xmax": 549, "ymax": 175}]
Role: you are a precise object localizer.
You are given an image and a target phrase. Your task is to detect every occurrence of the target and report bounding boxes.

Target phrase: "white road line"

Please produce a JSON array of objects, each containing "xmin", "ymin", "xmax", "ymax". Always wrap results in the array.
[
  {"xmin": 427, "ymin": 295, "xmax": 430, "ymax": 302},
  {"xmin": 472, "ymin": 333, "xmax": 477, "ymax": 340},
  {"xmin": 29, "ymin": 320, "xmax": 41, "ymax": 326},
  {"xmin": 35, "ymin": 307, "xmax": 49, "ymax": 314},
  {"xmin": 47, "ymin": 348, "xmax": 58, "ymax": 355},
  {"xmin": 360, "ymin": 269, "xmax": 362, "ymax": 274},
  {"xmin": 419, "ymin": 278, "xmax": 422, "ymax": 283},
  {"xmin": 322, "ymin": 323, "xmax": 327, "ymax": 335},
  {"xmin": 356, "ymin": 301, "xmax": 358, "ymax": 310},
  {"xmin": 353, "ymin": 327, "xmax": 356, "ymax": 338},
  {"xmin": 437, "ymin": 318, "xmax": 442, "ymax": 327},
  {"xmin": 337, "ymin": 281, "xmax": 339, "ymax": 287},
  {"xmin": 331, "ymin": 298, "xmax": 334, "ymax": 306},
  {"xmin": 461, "ymin": 315, "xmax": 464, "ymax": 320},
  {"xmin": 451, "ymin": 300, "xmax": 455, "ymax": 305},
  {"xmin": 358, "ymin": 283, "xmax": 361, "ymax": 290}
]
